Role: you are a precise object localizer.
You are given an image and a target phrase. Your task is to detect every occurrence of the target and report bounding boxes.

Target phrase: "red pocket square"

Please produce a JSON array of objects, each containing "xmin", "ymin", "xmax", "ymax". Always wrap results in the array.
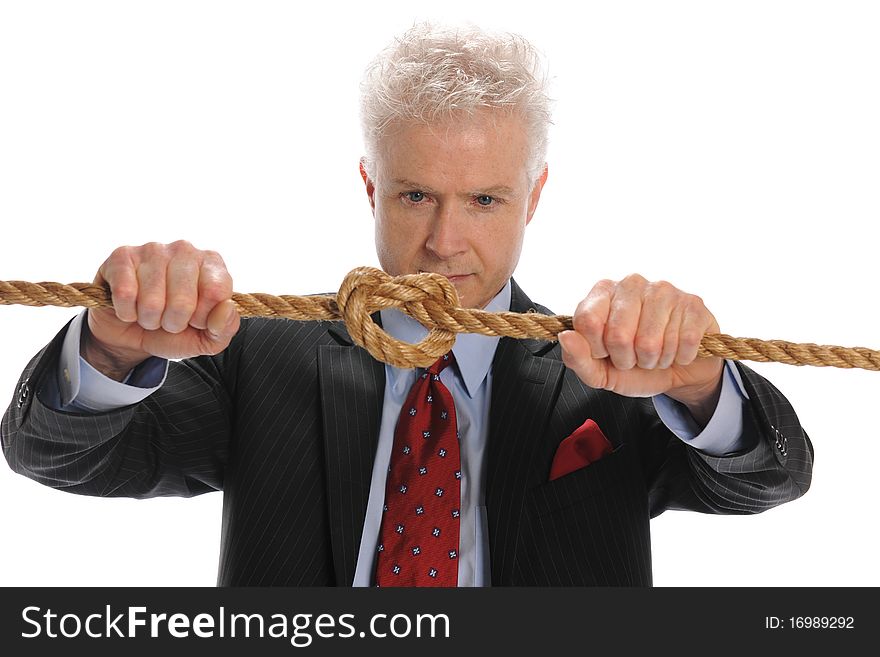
[{"xmin": 549, "ymin": 419, "xmax": 613, "ymax": 481}]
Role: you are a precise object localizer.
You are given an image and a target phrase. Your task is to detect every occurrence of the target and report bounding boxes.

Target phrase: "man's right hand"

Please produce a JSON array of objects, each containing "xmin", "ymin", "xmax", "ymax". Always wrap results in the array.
[{"xmin": 83, "ymin": 240, "xmax": 240, "ymax": 381}]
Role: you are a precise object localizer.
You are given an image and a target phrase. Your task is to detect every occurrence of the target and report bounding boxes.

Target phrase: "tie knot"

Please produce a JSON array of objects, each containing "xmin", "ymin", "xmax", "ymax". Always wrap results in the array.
[{"xmin": 427, "ymin": 351, "xmax": 454, "ymax": 376}]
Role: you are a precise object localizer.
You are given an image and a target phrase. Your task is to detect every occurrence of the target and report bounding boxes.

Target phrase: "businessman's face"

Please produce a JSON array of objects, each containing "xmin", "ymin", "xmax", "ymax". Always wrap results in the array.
[{"xmin": 361, "ymin": 109, "xmax": 547, "ymax": 310}]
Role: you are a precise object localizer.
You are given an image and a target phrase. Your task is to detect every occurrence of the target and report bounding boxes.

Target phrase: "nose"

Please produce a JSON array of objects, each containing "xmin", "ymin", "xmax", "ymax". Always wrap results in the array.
[{"xmin": 424, "ymin": 203, "xmax": 467, "ymax": 259}]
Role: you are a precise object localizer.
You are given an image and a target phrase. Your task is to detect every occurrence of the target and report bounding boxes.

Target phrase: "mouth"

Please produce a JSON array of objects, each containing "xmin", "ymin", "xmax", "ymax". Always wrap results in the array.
[{"xmin": 418, "ymin": 270, "xmax": 471, "ymax": 283}]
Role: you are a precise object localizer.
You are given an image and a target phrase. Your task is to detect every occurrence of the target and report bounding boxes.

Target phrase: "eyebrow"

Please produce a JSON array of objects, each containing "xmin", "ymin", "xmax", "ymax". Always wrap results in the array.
[
  {"xmin": 392, "ymin": 179, "xmax": 440, "ymax": 194},
  {"xmin": 391, "ymin": 179, "xmax": 516, "ymax": 197}
]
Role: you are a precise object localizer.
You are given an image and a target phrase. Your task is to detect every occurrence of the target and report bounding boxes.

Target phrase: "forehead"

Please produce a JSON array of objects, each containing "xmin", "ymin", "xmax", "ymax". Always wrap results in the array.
[{"xmin": 375, "ymin": 110, "xmax": 531, "ymax": 190}]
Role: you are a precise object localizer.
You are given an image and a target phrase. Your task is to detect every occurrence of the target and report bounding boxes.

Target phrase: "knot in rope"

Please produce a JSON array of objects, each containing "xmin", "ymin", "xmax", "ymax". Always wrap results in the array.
[{"xmin": 336, "ymin": 267, "xmax": 460, "ymax": 368}]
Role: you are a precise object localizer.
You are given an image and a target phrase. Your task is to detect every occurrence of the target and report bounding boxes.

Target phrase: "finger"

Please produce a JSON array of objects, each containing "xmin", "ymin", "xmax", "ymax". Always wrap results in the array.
[
  {"xmin": 657, "ymin": 303, "xmax": 683, "ymax": 369},
  {"xmin": 603, "ymin": 274, "xmax": 645, "ymax": 370},
  {"xmin": 191, "ymin": 250, "xmax": 234, "ymax": 330},
  {"xmin": 161, "ymin": 254, "xmax": 200, "ymax": 334},
  {"xmin": 97, "ymin": 247, "xmax": 139, "ymax": 323},
  {"xmin": 558, "ymin": 330, "xmax": 608, "ymax": 390},
  {"xmin": 674, "ymin": 297, "xmax": 710, "ymax": 366},
  {"xmin": 205, "ymin": 299, "xmax": 240, "ymax": 342},
  {"xmin": 633, "ymin": 282, "xmax": 676, "ymax": 370},
  {"xmin": 572, "ymin": 279, "xmax": 614, "ymax": 359},
  {"xmin": 134, "ymin": 248, "xmax": 168, "ymax": 331}
]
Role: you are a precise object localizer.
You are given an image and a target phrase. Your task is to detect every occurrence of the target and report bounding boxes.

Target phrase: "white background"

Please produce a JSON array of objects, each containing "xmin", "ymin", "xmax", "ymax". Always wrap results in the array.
[{"xmin": 0, "ymin": 0, "xmax": 877, "ymax": 587}]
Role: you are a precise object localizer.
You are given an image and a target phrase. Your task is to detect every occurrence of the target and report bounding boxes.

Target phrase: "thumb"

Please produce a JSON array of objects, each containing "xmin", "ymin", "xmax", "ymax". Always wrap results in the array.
[
  {"xmin": 558, "ymin": 329, "xmax": 608, "ymax": 389},
  {"xmin": 204, "ymin": 299, "xmax": 240, "ymax": 346}
]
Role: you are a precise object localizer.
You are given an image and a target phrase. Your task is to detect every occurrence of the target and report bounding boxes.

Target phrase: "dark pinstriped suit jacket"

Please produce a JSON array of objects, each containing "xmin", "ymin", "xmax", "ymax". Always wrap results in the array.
[{"xmin": 1, "ymin": 280, "xmax": 813, "ymax": 586}]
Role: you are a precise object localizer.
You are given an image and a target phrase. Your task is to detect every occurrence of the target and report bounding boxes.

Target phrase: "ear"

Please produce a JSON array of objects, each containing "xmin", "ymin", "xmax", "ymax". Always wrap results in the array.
[
  {"xmin": 525, "ymin": 164, "xmax": 549, "ymax": 226},
  {"xmin": 359, "ymin": 158, "xmax": 376, "ymax": 213}
]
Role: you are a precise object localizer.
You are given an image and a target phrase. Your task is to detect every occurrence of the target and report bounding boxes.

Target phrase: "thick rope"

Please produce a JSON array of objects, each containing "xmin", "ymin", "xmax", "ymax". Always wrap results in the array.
[{"xmin": 2, "ymin": 267, "xmax": 878, "ymax": 371}]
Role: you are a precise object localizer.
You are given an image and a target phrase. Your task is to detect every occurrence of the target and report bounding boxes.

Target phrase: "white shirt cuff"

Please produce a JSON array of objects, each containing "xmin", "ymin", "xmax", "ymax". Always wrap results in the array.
[
  {"xmin": 59, "ymin": 310, "xmax": 169, "ymax": 412},
  {"xmin": 651, "ymin": 360, "xmax": 749, "ymax": 457}
]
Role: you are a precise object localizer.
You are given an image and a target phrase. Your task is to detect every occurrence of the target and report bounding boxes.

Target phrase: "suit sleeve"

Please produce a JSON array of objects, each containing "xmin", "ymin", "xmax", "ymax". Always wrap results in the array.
[
  {"xmin": 1, "ymin": 319, "xmax": 248, "ymax": 499},
  {"xmin": 644, "ymin": 362, "xmax": 813, "ymax": 517}
]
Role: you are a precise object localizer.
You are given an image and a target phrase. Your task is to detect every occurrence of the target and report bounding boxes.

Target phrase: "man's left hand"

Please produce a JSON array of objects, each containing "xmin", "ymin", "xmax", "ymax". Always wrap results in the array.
[{"xmin": 558, "ymin": 274, "xmax": 724, "ymax": 426}]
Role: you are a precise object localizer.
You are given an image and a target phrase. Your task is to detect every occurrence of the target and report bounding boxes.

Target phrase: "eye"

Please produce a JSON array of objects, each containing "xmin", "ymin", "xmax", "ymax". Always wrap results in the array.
[
  {"xmin": 476, "ymin": 195, "xmax": 494, "ymax": 206},
  {"xmin": 406, "ymin": 191, "xmax": 426, "ymax": 203}
]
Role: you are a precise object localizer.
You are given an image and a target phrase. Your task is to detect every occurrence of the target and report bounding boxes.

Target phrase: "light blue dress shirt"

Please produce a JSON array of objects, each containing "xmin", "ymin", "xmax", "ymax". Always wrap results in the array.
[{"xmin": 56, "ymin": 282, "xmax": 750, "ymax": 586}]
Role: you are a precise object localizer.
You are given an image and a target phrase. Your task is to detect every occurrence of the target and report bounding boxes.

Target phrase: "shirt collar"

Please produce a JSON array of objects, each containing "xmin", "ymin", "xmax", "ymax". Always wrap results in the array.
[{"xmin": 379, "ymin": 279, "xmax": 512, "ymax": 399}]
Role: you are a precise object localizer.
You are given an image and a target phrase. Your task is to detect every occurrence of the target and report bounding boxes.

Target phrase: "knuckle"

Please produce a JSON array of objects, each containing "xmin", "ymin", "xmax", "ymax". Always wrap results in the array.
[
  {"xmin": 687, "ymin": 293, "xmax": 705, "ymax": 309},
  {"xmin": 622, "ymin": 273, "xmax": 647, "ymax": 287},
  {"xmin": 634, "ymin": 335, "xmax": 662, "ymax": 357},
  {"xmin": 111, "ymin": 282, "xmax": 137, "ymax": 301},
  {"xmin": 169, "ymin": 239, "xmax": 195, "ymax": 253},
  {"xmin": 201, "ymin": 254, "xmax": 233, "ymax": 293},
  {"xmin": 108, "ymin": 245, "xmax": 134, "ymax": 263},
  {"xmin": 573, "ymin": 310, "xmax": 603, "ymax": 336},
  {"xmin": 139, "ymin": 241, "xmax": 168, "ymax": 261},
  {"xmin": 648, "ymin": 280, "xmax": 675, "ymax": 298},
  {"xmin": 603, "ymin": 326, "xmax": 631, "ymax": 350},
  {"xmin": 591, "ymin": 279, "xmax": 615, "ymax": 295},
  {"xmin": 679, "ymin": 329, "xmax": 703, "ymax": 350},
  {"xmin": 201, "ymin": 282, "xmax": 231, "ymax": 304}
]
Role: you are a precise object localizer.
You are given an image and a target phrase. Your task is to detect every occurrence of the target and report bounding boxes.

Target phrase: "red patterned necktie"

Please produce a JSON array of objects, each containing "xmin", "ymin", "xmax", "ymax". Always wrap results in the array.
[{"xmin": 374, "ymin": 352, "xmax": 461, "ymax": 587}]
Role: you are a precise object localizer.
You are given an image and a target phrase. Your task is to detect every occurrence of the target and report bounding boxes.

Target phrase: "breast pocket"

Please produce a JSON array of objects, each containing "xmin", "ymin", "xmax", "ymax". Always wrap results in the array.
[
  {"xmin": 528, "ymin": 444, "xmax": 629, "ymax": 517},
  {"xmin": 516, "ymin": 443, "xmax": 652, "ymax": 585}
]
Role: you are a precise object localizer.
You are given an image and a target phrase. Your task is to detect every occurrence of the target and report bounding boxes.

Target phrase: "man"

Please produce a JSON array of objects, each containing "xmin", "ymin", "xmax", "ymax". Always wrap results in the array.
[{"xmin": 1, "ymin": 23, "xmax": 812, "ymax": 586}]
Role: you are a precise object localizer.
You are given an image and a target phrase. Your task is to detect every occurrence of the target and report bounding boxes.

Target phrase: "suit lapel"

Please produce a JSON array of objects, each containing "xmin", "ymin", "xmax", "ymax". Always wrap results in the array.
[
  {"xmin": 318, "ymin": 319, "xmax": 385, "ymax": 586},
  {"xmin": 486, "ymin": 280, "xmax": 565, "ymax": 585}
]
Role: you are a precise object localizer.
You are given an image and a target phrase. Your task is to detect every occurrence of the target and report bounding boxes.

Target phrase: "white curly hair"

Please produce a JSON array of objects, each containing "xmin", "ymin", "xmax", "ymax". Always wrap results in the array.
[{"xmin": 359, "ymin": 22, "xmax": 552, "ymax": 185}]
